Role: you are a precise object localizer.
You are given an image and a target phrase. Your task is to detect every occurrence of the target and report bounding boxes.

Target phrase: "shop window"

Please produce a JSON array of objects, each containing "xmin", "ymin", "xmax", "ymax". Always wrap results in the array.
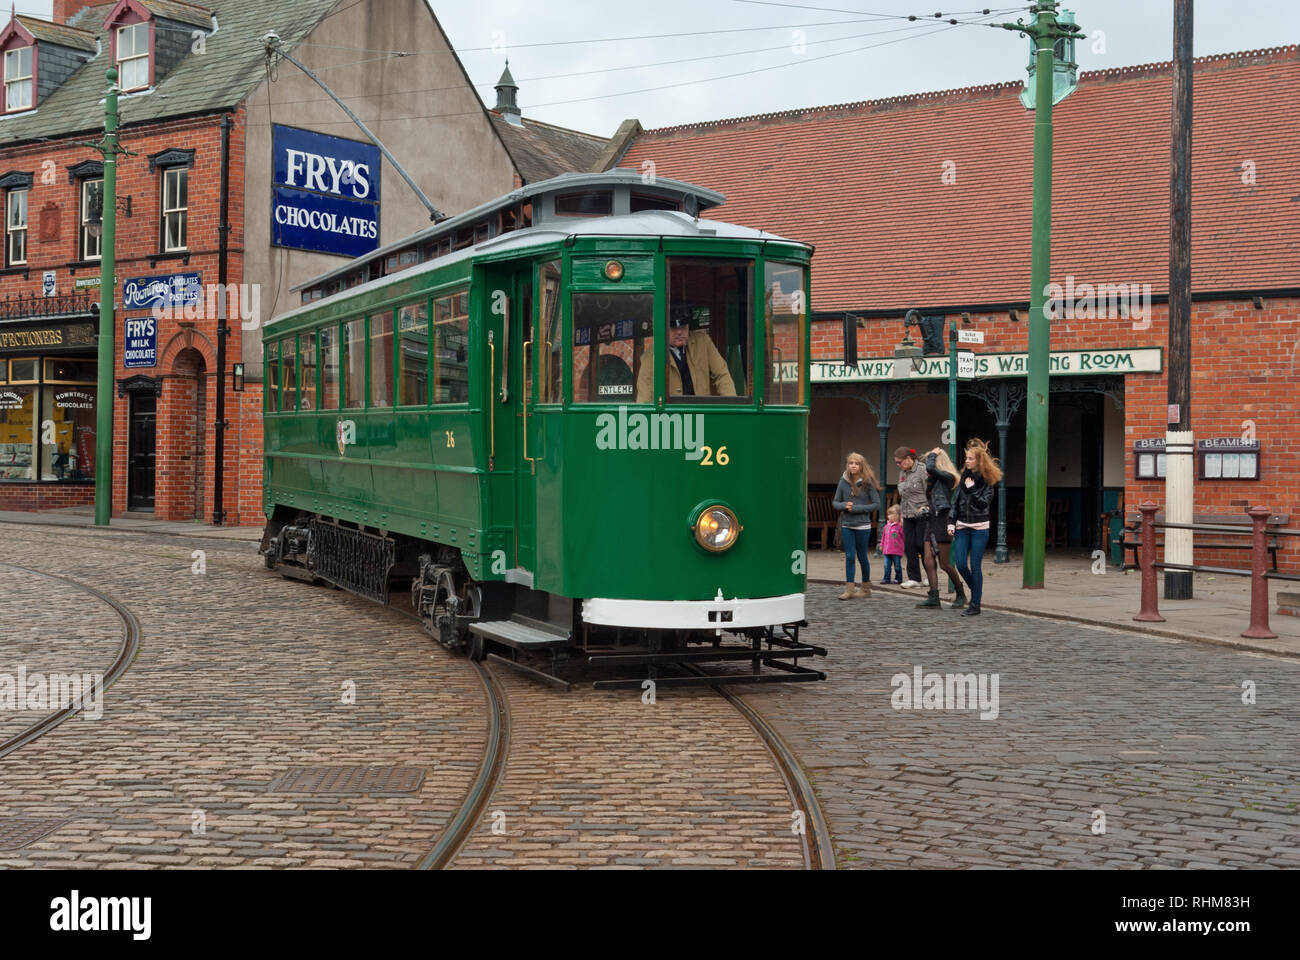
[
  {"xmin": 6, "ymin": 187, "xmax": 27, "ymax": 266},
  {"xmin": 44, "ymin": 359, "xmax": 96, "ymax": 382},
  {"xmin": 298, "ymin": 332, "xmax": 316, "ymax": 411},
  {"xmin": 116, "ymin": 22, "xmax": 150, "ymax": 91},
  {"xmin": 555, "ymin": 191, "xmax": 612, "ymax": 217},
  {"xmin": 282, "ymin": 339, "xmax": 297, "ymax": 413},
  {"xmin": 0, "ymin": 383, "xmax": 34, "ymax": 481},
  {"xmin": 432, "ymin": 292, "xmax": 469, "ymax": 404},
  {"xmin": 320, "ymin": 325, "xmax": 339, "ymax": 409},
  {"xmin": 397, "ymin": 301, "xmax": 428, "ymax": 406},
  {"xmin": 80, "ymin": 178, "xmax": 104, "ymax": 261},
  {"xmin": 659, "ymin": 257, "xmax": 752, "ymax": 403},
  {"xmin": 370, "ymin": 312, "xmax": 393, "ymax": 408},
  {"xmin": 161, "ymin": 167, "xmax": 188, "ymax": 252},
  {"xmin": 573, "ymin": 293, "xmax": 653, "ymax": 404},
  {"xmin": 3, "ymin": 45, "xmax": 32, "ymax": 113},
  {"xmin": 342, "ymin": 318, "xmax": 365, "ymax": 409},
  {"xmin": 41, "ymin": 384, "xmax": 95, "ymax": 481},
  {"xmin": 538, "ymin": 260, "xmax": 562, "ymax": 403},
  {"xmin": 764, "ymin": 262, "xmax": 807, "ymax": 406}
]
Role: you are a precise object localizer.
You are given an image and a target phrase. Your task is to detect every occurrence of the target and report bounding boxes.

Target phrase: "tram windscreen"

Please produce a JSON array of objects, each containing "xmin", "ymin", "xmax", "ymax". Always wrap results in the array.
[
  {"xmin": 572, "ymin": 293, "xmax": 654, "ymax": 404},
  {"xmin": 764, "ymin": 262, "xmax": 807, "ymax": 406},
  {"xmin": 659, "ymin": 258, "xmax": 751, "ymax": 403}
]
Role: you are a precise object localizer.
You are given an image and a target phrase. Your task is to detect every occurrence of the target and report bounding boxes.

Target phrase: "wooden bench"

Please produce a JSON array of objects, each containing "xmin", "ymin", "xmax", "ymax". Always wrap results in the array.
[
  {"xmin": 808, "ymin": 491, "xmax": 838, "ymax": 550},
  {"xmin": 1117, "ymin": 511, "xmax": 1287, "ymax": 572}
]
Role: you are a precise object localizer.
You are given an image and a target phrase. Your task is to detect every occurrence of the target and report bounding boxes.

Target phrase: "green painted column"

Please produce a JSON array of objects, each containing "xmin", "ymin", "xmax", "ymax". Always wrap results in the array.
[
  {"xmin": 93, "ymin": 67, "xmax": 120, "ymax": 526},
  {"xmin": 1022, "ymin": 7, "xmax": 1059, "ymax": 589}
]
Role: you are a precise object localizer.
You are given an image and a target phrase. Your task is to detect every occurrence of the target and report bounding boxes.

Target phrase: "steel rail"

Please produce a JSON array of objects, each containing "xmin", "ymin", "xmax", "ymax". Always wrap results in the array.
[
  {"xmin": 682, "ymin": 663, "xmax": 836, "ymax": 870},
  {"xmin": 0, "ymin": 562, "xmax": 142, "ymax": 760}
]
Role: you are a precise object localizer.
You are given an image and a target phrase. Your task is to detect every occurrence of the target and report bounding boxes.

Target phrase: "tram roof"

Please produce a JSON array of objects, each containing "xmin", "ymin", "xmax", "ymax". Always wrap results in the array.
[
  {"xmin": 290, "ymin": 169, "xmax": 728, "ymax": 295},
  {"xmin": 270, "ymin": 210, "xmax": 805, "ymax": 330}
]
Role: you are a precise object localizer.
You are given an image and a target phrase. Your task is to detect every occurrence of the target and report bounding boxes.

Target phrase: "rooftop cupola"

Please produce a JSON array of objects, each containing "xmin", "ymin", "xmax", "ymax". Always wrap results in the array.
[{"xmin": 494, "ymin": 59, "xmax": 521, "ymax": 125}]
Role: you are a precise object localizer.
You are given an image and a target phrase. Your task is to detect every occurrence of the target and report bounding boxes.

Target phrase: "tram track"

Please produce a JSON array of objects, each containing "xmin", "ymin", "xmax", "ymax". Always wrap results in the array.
[
  {"xmin": 682, "ymin": 663, "xmax": 836, "ymax": 870},
  {"xmin": 0, "ymin": 562, "xmax": 142, "ymax": 761}
]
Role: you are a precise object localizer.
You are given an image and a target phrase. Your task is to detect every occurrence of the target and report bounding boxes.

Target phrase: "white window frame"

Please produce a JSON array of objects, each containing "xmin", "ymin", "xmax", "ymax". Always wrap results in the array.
[
  {"xmin": 161, "ymin": 166, "xmax": 188, "ymax": 252},
  {"xmin": 116, "ymin": 22, "xmax": 150, "ymax": 92},
  {"xmin": 6, "ymin": 188, "xmax": 27, "ymax": 266},
  {"xmin": 4, "ymin": 46, "xmax": 33, "ymax": 112},
  {"xmin": 80, "ymin": 178, "xmax": 103, "ymax": 261}
]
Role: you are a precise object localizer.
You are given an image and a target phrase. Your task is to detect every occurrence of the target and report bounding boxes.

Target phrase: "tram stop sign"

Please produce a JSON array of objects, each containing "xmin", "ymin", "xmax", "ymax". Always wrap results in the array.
[{"xmin": 957, "ymin": 351, "xmax": 976, "ymax": 381}]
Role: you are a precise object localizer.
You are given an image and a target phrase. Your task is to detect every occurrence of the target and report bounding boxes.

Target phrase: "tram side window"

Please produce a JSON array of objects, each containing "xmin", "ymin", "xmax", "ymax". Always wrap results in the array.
[
  {"xmin": 320, "ymin": 325, "xmax": 339, "ymax": 409},
  {"xmin": 370, "ymin": 312, "xmax": 393, "ymax": 408},
  {"xmin": 299, "ymin": 332, "xmax": 316, "ymax": 411},
  {"xmin": 398, "ymin": 301, "xmax": 428, "ymax": 405},
  {"xmin": 654, "ymin": 257, "xmax": 752, "ymax": 403},
  {"xmin": 765, "ymin": 262, "xmax": 807, "ymax": 406},
  {"xmin": 432, "ymin": 292, "xmax": 469, "ymax": 404},
  {"xmin": 573, "ymin": 293, "xmax": 654, "ymax": 403},
  {"xmin": 282, "ymin": 338, "xmax": 297, "ymax": 412},
  {"xmin": 266, "ymin": 340, "xmax": 280, "ymax": 413},
  {"xmin": 342, "ymin": 318, "xmax": 366, "ymax": 409},
  {"xmin": 539, "ymin": 261, "xmax": 562, "ymax": 403}
]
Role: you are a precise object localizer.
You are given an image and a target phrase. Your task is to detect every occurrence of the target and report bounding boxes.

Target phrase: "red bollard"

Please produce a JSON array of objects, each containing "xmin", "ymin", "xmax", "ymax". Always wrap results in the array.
[
  {"xmin": 1134, "ymin": 501, "xmax": 1166, "ymax": 622},
  {"xmin": 1242, "ymin": 505, "xmax": 1278, "ymax": 640}
]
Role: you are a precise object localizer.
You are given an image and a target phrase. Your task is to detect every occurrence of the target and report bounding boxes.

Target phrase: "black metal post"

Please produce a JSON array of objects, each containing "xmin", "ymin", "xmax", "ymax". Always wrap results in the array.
[
  {"xmin": 994, "ymin": 382, "xmax": 1012, "ymax": 564},
  {"xmin": 212, "ymin": 113, "xmax": 232, "ymax": 525}
]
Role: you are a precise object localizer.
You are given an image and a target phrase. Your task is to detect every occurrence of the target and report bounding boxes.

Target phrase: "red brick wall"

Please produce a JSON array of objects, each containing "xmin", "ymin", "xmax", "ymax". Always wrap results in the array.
[
  {"xmin": 812, "ymin": 295, "xmax": 1300, "ymax": 571},
  {"xmin": 0, "ymin": 107, "xmax": 260, "ymax": 525}
]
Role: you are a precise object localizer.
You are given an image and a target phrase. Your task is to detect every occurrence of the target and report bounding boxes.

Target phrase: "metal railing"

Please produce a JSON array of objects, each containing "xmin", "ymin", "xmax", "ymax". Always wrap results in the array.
[{"xmin": 1134, "ymin": 501, "xmax": 1300, "ymax": 640}]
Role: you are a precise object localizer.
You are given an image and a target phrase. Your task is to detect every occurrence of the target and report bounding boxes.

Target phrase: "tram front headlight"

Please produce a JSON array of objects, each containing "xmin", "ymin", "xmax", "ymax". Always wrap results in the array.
[{"xmin": 693, "ymin": 505, "xmax": 741, "ymax": 553}]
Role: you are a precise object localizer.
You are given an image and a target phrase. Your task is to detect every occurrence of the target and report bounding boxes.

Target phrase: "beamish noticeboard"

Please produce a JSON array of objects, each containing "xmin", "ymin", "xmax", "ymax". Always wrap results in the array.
[{"xmin": 271, "ymin": 125, "xmax": 381, "ymax": 259}]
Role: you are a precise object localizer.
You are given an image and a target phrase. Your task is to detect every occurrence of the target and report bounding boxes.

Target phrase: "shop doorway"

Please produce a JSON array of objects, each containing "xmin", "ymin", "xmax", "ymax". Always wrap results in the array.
[{"xmin": 127, "ymin": 394, "xmax": 156, "ymax": 511}]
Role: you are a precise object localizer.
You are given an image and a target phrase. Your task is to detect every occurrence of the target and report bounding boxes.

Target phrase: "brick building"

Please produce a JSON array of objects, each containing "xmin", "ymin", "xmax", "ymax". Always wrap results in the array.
[
  {"xmin": 610, "ymin": 45, "xmax": 1300, "ymax": 568},
  {"xmin": 0, "ymin": 0, "xmax": 604, "ymax": 524}
]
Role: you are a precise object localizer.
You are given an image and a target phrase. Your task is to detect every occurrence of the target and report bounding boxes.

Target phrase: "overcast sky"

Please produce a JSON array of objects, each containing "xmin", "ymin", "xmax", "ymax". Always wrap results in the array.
[{"xmin": 18, "ymin": 1, "xmax": 1297, "ymax": 134}]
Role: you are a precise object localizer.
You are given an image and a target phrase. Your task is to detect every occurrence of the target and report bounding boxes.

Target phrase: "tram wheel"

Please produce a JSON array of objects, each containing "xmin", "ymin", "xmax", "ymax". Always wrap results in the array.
[{"xmin": 467, "ymin": 630, "xmax": 485, "ymax": 662}]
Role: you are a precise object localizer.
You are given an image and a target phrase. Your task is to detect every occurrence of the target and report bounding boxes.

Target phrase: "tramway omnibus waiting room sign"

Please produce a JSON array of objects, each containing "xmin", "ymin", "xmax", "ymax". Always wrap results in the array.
[{"xmin": 271, "ymin": 125, "xmax": 381, "ymax": 258}]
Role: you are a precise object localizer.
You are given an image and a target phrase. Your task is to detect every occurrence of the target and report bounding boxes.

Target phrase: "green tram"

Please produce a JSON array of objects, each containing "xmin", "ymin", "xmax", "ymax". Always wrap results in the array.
[{"xmin": 260, "ymin": 170, "xmax": 825, "ymax": 689}]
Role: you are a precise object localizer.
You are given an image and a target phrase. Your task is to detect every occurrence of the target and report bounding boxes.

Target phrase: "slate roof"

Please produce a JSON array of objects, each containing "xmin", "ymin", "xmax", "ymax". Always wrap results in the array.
[
  {"xmin": 618, "ymin": 45, "xmax": 1300, "ymax": 312},
  {"xmin": 137, "ymin": 0, "xmax": 214, "ymax": 30},
  {"xmin": 490, "ymin": 112, "xmax": 608, "ymax": 184},
  {"xmin": 14, "ymin": 15, "xmax": 97, "ymax": 52},
  {"xmin": 0, "ymin": 0, "xmax": 339, "ymax": 146}
]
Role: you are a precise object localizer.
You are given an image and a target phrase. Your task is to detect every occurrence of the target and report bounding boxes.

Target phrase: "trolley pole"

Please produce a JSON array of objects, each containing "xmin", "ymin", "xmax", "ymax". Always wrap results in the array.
[
  {"xmin": 1164, "ymin": 0, "xmax": 1195, "ymax": 600},
  {"xmin": 92, "ymin": 68, "xmax": 122, "ymax": 526},
  {"xmin": 1001, "ymin": 2, "xmax": 1084, "ymax": 589}
]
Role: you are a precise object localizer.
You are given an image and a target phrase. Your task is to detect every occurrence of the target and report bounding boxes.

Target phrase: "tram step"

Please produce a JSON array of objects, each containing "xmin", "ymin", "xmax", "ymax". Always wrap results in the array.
[{"xmin": 470, "ymin": 619, "xmax": 571, "ymax": 651}]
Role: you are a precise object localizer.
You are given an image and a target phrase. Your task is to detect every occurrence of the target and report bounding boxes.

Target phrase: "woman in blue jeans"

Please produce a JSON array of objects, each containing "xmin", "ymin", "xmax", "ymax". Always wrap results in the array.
[
  {"xmin": 833, "ymin": 452, "xmax": 881, "ymax": 599},
  {"xmin": 948, "ymin": 438, "xmax": 1002, "ymax": 616}
]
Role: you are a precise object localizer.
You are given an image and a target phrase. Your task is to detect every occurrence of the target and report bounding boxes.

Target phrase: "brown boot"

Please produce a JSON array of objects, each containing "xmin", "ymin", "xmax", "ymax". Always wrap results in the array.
[
  {"xmin": 855, "ymin": 583, "xmax": 871, "ymax": 598},
  {"xmin": 839, "ymin": 582, "xmax": 854, "ymax": 600}
]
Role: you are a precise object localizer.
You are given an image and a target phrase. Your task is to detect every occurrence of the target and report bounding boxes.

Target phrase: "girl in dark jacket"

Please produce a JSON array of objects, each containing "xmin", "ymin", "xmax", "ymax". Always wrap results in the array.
[
  {"xmin": 832, "ymin": 452, "xmax": 881, "ymax": 599},
  {"xmin": 948, "ymin": 438, "xmax": 1002, "ymax": 616},
  {"xmin": 916, "ymin": 447, "xmax": 963, "ymax": 609}
]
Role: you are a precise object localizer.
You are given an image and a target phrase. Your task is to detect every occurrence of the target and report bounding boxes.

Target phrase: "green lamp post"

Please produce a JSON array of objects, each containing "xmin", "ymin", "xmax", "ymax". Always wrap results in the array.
[{"xmin": 93, "ymin": 67, "xmax": 121, "ymax": 526}]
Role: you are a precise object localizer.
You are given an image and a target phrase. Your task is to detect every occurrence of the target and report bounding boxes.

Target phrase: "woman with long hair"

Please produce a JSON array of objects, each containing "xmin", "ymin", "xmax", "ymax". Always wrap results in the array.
[
  {"xmin": 893, "ymin": 446, "xmax": 929, "ymax": 588},
  {"xmin": 832, "ymin": 452, "xmax": 881, "ymax": 599},
  {"xmin": 949, "ymin": 438, "xmax": 1003, "ymax": 616},
  {"xmin": 916, "ymin": 446, "xmax": 963, "ymax": 609}
]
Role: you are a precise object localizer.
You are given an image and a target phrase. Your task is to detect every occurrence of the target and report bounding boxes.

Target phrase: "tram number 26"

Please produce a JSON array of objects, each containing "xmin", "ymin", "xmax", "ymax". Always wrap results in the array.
[{"xmin": 698, "ymin": 445, "xmax": 729, "ymax": 467}]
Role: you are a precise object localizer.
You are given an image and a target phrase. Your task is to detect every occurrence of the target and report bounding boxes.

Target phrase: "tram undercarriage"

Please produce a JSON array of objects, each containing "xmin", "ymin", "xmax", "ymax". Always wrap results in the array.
[{"xmin": 261, "ymin": 512, "xmax": 826, "ymax": 691}]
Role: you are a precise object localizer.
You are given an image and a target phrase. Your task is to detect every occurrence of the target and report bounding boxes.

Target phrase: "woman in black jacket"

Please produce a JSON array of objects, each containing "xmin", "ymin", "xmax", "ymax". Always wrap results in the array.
[
  {"xmin": 916, "ymin": 447, "xmax": 963, "ymax": 609},
  {"xmin": 948, "ymin": 438, "xmax": 1003, "ymax": 616}
]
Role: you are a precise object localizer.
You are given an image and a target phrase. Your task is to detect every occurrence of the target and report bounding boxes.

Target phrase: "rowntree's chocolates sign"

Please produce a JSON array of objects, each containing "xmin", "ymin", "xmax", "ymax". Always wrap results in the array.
[{"xmin": 271, "ymin": 125, "xmax": 381, "ymax": 259}]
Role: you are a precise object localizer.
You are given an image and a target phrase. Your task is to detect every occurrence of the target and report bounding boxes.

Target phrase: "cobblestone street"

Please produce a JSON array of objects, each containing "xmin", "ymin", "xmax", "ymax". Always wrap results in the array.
[{"xmin": 740, "ymin": 583, "xmax": 1300, "ymax": 868}]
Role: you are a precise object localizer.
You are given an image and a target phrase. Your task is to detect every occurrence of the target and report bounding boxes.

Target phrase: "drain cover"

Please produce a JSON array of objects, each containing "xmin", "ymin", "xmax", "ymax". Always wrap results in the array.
[
  {"xmin": 271, "ymin": 765, "xmax": 426, "ymax": 794},
  {"xmin": 0, "ymin": 817, "xmax": 70, "ymax": 850}
]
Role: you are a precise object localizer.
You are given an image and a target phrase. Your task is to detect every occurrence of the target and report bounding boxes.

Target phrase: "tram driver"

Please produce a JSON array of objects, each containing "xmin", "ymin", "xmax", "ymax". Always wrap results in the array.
[{"xmin": 635, "ymin": 303, "xmax": 736, "ymax": 403}]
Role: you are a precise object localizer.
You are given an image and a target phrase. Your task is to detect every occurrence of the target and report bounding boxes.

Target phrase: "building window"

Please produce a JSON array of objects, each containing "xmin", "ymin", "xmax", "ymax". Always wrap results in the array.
[
  {"xmin": 3, "ymin": 46, "xmax": 32, "ymax": 112},
  {"xmin": 80, "ymin": 178, "xmax": 104, "ymax": 261},
  {"xmin": 161, "ymin": 167, "xmax": 187, "ymax": 252},
  {"xmin": 6, "ymin": 188, "xmax": 27, "ymax": 266},
  {"xmin": 116, "ymin": 22, "xmax": 150, "ymax": 91}
]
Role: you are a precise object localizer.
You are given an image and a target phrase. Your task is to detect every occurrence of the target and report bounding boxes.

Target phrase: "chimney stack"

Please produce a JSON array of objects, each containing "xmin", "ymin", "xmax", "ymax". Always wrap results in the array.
[{"xmin": 52, "ymin": 1, "xmax": 89, "ymax": 25}]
